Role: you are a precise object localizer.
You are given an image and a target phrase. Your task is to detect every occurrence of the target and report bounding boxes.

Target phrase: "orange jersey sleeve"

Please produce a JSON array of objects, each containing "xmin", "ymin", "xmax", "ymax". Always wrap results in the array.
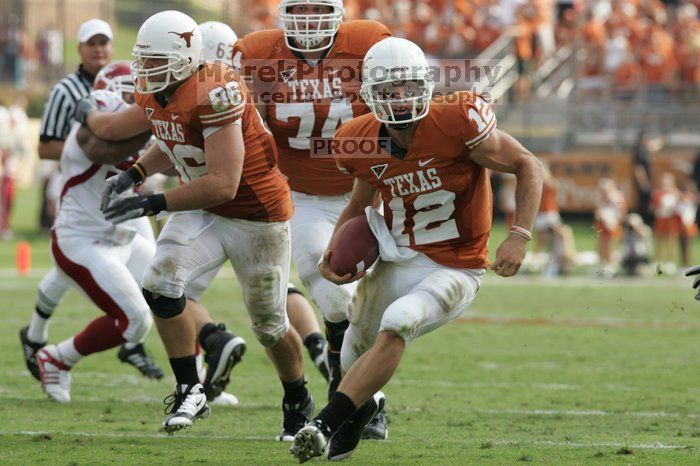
[{"xmin": 135, "ymin": 63, "xmax": 292, "ymax": 222}]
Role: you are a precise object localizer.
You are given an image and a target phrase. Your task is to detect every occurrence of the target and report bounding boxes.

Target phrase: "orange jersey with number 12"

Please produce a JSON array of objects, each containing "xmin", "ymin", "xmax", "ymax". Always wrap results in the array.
[
  {"xmin": 233, "ymin": 20, "xmax": 391, "ymax": 196},
  {"xmin": 334, "ymin": 92, "xmax": 496, "ymax": 269},
  {"xmin": 134, "ymin": 62, "xmax": 293, "ymax": 222}
]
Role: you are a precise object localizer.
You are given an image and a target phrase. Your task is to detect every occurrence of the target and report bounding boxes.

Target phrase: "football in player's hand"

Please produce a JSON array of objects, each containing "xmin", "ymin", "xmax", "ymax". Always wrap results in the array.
[{"xmin": 329, "ymin": 215, "xmax": 379, "ymax": 276}]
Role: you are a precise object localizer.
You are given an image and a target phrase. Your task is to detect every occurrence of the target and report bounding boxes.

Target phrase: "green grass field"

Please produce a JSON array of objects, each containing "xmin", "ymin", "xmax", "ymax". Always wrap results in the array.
[{"xmin": 1, "ymin": 188, "xmax": 700, "ymax": 464}]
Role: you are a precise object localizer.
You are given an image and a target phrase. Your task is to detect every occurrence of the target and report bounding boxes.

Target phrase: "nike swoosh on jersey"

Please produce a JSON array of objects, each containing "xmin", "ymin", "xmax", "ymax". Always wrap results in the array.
[{"xmin": 418, "ymin": 157, "xmax": 435, "ymax": 167}]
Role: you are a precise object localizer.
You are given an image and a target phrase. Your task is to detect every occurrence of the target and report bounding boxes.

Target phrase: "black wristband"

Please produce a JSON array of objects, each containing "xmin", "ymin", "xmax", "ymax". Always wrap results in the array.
[
  {"xmin": 146, "ymin": 193, "xmax": 167, "ymax": 215},
  {"xmin": 126, "ymin": 163, "xmax": 147, "ymax": 184}
]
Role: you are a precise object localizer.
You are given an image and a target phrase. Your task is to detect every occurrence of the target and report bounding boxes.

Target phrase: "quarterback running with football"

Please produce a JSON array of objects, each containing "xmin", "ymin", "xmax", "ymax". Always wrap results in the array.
[
  {"xmin": 233, "ymin": 0, "xmax": 391, "ymax": 439},
  {"xmin": 76, "ymin": 11, "xmax": 311, "ymax": 435},
  {"xmin": 291, "ymin": 38, "xmax": 544, "ymax": 462}
]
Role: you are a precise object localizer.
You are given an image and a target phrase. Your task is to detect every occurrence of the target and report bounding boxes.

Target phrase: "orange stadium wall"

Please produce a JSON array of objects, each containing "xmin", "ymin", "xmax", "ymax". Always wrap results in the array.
[{"xmin": 538, "ymin": 151, "xmax": 696, "ymax": 213}]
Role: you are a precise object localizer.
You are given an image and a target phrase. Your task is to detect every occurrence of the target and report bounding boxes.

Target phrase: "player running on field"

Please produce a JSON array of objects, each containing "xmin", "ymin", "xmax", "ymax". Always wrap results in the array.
[
  {"xmin": 233, "ymin": 0, "xmax": 391, "ymax": 440},
  {"xmin": 35, "ymin": 63, "xmax": 163, "ymax": 403},
  {"xmin": 291, "ymin": 37, "xmax": 544, "ymax": 462},
  {"xmin": 76, "ymin": 11, "xmax": 311, "ymax": 435}
]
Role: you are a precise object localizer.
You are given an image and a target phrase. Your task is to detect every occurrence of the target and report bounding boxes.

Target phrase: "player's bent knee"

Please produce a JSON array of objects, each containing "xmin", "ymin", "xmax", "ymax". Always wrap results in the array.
[
  {"xmin": 143, "ymin": 288, "xmax": 186, "ymax": 319},
  {"xmin": 251, "ymin": 316, "xmax": 289, "ymax": 347},
  {"xmin": 124, "ymin": 308, "xmax": 153, "ymax": 342},
  {"xmin": 379, "ymin": 296, "xmax": 425, "ymax": 343}
]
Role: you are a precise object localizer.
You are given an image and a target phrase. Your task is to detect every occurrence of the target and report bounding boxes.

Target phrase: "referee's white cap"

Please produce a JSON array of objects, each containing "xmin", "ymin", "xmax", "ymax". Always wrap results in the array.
[{"xmin": 77, "ymin": 19, "xmax": 113, "ymax": 43}]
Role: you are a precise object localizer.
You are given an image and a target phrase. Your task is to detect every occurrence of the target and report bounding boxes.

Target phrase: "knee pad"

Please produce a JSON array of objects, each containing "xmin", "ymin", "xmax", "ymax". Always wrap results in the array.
[
  {"xmin": 124, "ymin": 308, "xmax": 154, "ymax": 343},
  {"xmin": 306, "ymin": 273, "xmax": 353, "ymax": 323},
  {"xmin": 143, "ymin": 288, "xmax": 186, "ymax": 319},
  {"xmin": 251, "ymin": 314, "xmax": 290, "ymax": 347}
]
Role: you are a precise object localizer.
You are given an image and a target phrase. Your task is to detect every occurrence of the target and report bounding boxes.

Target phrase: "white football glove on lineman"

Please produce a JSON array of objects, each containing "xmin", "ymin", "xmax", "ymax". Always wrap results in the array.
[{"xmin": 685, "ymin": 265, "xmax": 700, "ymax": 300}]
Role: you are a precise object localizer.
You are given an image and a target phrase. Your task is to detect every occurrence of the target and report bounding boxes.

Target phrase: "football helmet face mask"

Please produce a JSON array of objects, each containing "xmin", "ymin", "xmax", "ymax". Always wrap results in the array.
[
  {"xmin": 132, "ymin": 10, "xmax": 202, "ymax": 94},
  {"xmin": 93, "ymin": 60, "xmax": 135, "ymax": 103},
  {"xmin": 279, "ymin": 0, "xmax": 344, "ymax": 53},
  {"xmin": 199, "ymin": 21, "xmax": 238, "ymax": 67},
  {"xmin": 360, "ymin": 38, "xmax": 434, "ymax": 126}
]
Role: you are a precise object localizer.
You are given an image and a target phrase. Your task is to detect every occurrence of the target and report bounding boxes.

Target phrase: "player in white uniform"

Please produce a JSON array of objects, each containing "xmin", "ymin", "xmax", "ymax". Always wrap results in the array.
[
  {"xmin": 19, "ymin": 65, "xmax": 166, "ymax": 383},
  {"xmin": 34, "ymin": 85, "xmax": 162, "ymax": 402}
]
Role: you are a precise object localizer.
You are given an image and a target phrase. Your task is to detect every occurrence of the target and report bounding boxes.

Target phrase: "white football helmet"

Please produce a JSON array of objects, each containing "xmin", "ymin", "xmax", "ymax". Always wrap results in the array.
[
  {"xmin": 91, "ymin": 89, "xmax": 128, "ymax": 113},
  {"xmin": 132, "ymin": 10, "xmax": 202, "ymax": 94},
  {"xmin": 360, "ymin": 38, "xmax": 434, "ymax": 125},
  {"xmin": 199, "ymin": 21, "xmax": 238, "ymax": 67},
  {"xmin": 278, "ymin": 0, "xmax": 344, "ymax": 53}
]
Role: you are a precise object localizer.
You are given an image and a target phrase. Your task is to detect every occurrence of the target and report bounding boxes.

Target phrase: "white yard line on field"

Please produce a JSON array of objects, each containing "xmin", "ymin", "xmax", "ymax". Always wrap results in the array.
[{"xmin": 0, "ymin": 431, "xmax": 690, "ymax": 450}]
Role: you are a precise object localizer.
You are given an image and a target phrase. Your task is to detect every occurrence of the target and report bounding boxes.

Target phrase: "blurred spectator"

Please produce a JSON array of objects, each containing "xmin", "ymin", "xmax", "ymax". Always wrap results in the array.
[
  {"xmin": 652, "ymin": 172, "xmax": 680, "ymax": 272},
  {"xmin": 612, "ymin": 46, "xmax": 641, "ymax": 100},
  {"xmin": 595, "ymin": 177, "xmax": 627, "ymax": 277},
  {"xmin": 632, "ymin": 130, "xmax": 664, "ymax": 224},
  {"xmin": 676, "ymin": 180, "xmax": 698, "ymax": 268},
  {"xmin": 620, "ymin": 213, "xmax": 653, "ymax": 276},
  {"xmin": 0, "ymin": 95, "xmax": 29, "ymax": 239}
]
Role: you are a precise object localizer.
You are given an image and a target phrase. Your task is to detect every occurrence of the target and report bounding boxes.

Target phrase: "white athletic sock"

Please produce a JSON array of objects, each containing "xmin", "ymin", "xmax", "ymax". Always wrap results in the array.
[
  {"xmin": 55, "ymin": 337, "xmax": 83, "ymax": 367},
  {"xmin": 122, "ymin": 342, "xmax": 139, "ymax": 350},
  {"xmin": 28, "ymin": 312, "xmax": 50, "ymax": 343},
  {"xmin": 28, "ymin": 290, "xmax": 60, "ymax": 343}
]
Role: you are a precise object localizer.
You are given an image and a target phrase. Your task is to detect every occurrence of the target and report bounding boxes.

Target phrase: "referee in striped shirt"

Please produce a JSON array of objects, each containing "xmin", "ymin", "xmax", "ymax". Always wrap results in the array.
[{"xmin": 38, "ymin": 19, "xmax": 114, "ymax": 160}]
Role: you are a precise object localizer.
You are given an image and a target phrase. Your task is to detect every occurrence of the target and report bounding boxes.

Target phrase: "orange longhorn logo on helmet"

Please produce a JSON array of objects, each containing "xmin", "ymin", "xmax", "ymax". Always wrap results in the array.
[{"xmin": 168, "ymin": 29, "xmax": 196, "ymax": 48}]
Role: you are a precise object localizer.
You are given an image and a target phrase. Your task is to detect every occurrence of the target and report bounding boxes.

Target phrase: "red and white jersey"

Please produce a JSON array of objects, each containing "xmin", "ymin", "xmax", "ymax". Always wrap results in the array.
[
  {"xmin": 54, "ymin": 90, "xmax": 147, "ymax": 243},
  {"xmin": 334, "ymin": 91, "xmax": 496, "ymax": 269},
  {"xmin": 234, "ymin": 21, "xmax": 391, "ymax": 196},
  {"xmin": 134, "ymin": 62, "xmax": 293, "ymax": 222}
]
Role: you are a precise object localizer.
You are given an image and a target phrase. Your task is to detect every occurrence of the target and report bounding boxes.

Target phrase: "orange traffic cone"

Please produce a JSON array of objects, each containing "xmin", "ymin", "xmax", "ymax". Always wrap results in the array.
[{"xmin": 17, "ymin": 241, "xmax": 31, "ymax": 277}]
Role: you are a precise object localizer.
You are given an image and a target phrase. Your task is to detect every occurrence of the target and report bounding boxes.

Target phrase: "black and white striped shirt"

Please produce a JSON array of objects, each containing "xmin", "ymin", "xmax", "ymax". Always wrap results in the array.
[{"xmin": 39, "ymin": 65, "xmax": 95, "ymax": 142}]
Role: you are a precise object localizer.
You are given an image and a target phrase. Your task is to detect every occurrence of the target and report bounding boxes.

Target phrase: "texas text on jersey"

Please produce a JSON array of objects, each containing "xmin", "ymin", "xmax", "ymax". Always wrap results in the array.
[
  {"xmin": 134, "ymin": 61, "xmax": 293, "ymax": 222},
  {"xmin": 333, "ymin": 91, "xmax": 497, "ymax": 269},
  {"xmin": 234, "ymin": 20, "xmax": 391, "ymax": 196}
]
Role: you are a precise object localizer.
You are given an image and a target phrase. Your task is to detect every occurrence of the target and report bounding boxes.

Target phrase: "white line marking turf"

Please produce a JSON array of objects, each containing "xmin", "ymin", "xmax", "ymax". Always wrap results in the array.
[{"xmin": 0, "ymin": 431, "xmax": 689, "ymax": 450}]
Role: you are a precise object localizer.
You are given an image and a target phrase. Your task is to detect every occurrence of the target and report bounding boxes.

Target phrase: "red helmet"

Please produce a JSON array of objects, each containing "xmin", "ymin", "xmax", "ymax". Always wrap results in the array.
[{"xmin": 94, "ymin": 61, "xmax": 135, "ymax": 96}]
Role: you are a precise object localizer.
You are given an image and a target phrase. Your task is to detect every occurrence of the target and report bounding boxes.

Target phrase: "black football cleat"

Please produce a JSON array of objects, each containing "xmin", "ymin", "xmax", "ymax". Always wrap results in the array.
[
  {"xmin": 118, "ymin": 343, "xmax": 164, "ymax": 380},
  {"xmin": 328, "ymin": 392, "xmax": 385, "ymax": 461},
  {"xmin": 278, "ymin": 393, "xmax": 315, "ymax": 442},
  {"xmin": 202, "ymin": 324, "xmax": 246, "ymax": 401},
  {"xmin": 19, "ymin": 326, "xmax": 45, "ymax": 381}
]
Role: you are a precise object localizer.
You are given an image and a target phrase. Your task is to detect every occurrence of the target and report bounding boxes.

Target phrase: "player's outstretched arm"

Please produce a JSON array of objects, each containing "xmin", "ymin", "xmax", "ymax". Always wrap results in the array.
[
  {"xmin": 470, "ymin": 129, "xmax": 544, "ymax": 277},
  {"xmin": 319, "ymin": 177, "xmax": 379, "ymax": 285},
  {"xmin": 161, "ymin": 123, "xmax": 244, "ymax": 212},
  {"xmin": 78, "ymin": 102, "xmax": 151, "ymax": 141},
  {"xmin": 76, "ymin": 125, "xmax": 152, "ymax": 165}
]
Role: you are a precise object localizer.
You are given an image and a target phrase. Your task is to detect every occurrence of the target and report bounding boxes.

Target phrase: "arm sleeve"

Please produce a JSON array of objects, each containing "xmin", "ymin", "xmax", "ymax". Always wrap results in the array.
[
  {"xmin": 460, "ymin": 94, "xmax": 498, "ymax": 150},
  {"xmin": 196, "ymin": 77, "xmax": 247, "ymax": 131},
  {"xmin": 39, "ymin": 86, "xmax": 72, "ymax": 142}
]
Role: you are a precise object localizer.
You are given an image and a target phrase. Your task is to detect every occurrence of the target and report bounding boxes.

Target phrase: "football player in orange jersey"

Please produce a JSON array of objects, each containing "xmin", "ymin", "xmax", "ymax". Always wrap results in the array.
[
  {"xmin": 233, "ymin": 0, "xmax": 391, "ymax": 439},
  {"xmin": 74, "ymin": 11, "xmax": 312, "ymax": 436},
  {"xmin": 199, "ymin": 20, "xmax": 332, "ymax": 386},
  {"xmin": 291, "ymin": 38, "xmax": 544, "ymax": 462}
]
